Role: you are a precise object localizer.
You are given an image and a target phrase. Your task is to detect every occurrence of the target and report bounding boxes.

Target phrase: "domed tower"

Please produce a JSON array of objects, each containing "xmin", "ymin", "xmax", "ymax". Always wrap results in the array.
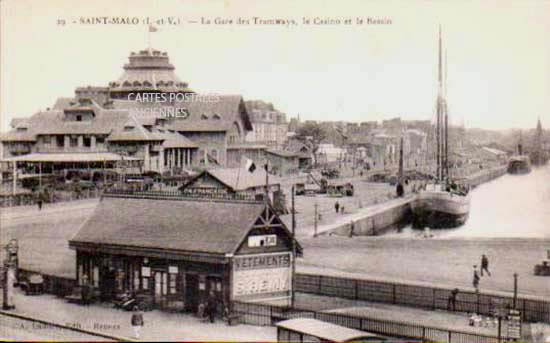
[{"xmin": 109, "ymin": 49, "xmax": 193, "ymax": 100}]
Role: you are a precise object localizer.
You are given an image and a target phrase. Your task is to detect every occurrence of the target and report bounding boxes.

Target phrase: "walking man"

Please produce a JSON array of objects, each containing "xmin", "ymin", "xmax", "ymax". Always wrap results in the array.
[
  {"xmin": 206, "ymin": 290, "xmax": 217, "ymax": 323},
  {"xmin": 37, "ymin": 198, "xmax": 43, "ymax": 211},
  {"xmin": 473, "ymin": 266, "xmax": 480, "ymax": 293},
  {"xmin": 334, "ymin": 201, "xmax": 340, "ymax": 213},
  {"xmin": 131, "ymin": 306, "xmax": 144, "ymax": 339},
  {"xmin": 447, "ymin": 288, "xmax": 459, "ymax": 311},
  {"xmin": 481, "ymin": 254, "xmax": 491, "ymax": 276}
]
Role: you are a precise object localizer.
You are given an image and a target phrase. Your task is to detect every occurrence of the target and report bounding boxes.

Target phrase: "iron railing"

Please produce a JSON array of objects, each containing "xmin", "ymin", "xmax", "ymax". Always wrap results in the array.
[
  {"xmin": 295, "ymin": 273, "xmax": 550, "ymax": 323},
  {"xmin": 232, "ymin": 301, "xmax": 510, "ymax": 343}
]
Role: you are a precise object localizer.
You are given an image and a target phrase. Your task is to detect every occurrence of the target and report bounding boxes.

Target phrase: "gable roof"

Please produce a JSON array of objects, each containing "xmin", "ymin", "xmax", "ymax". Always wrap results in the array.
[
  {"xmin": 112, "ymin": 95, "xmax": 252, "ymax": 132},
  {"xmin": 187, "ymin": 167, "xmax": 280, "ymax": 191},
  {"xmin": 69, "ymin": 196, "xmax": 266, "ymax": 255}
]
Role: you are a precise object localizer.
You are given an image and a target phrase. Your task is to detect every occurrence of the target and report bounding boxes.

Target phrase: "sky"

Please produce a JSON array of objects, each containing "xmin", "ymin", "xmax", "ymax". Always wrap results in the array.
[{"xmin": 1, "ymin": 0, "xmax": 549, "ymax": 132}]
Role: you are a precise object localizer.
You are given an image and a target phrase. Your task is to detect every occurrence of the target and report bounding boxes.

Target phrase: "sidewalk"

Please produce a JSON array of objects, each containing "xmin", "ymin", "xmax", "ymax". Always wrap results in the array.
[
  {"xmin": 0, "ymin": 288, "xmax": 275, "ymax": 342},
  {"xmin": 294, "ymin": 293, "xmax": 533, "ymax": 340},
  {"xmin": 0, "ymin": 198, "xmax": 99, "ymax": 219}
]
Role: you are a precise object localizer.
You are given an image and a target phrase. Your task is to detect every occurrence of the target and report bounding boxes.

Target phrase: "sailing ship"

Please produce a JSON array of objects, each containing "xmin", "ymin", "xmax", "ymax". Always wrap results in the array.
[
  {"xmin": 411, "ymin": 27, "xmax": 471, "ymax": 229},
  {"xmin": 507, "ymin": 134, "xmax": 532, "ymax": 174},
  {"xmin": 529, "ymin": 118, "xmax": 549, "ymax": 167}
]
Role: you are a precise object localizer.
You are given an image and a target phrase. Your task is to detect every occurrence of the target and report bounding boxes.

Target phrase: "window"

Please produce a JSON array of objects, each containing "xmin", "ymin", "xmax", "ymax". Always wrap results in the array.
[
  {"xmin": 169, "ymin": 274, "xmax": 177, "ymax": 294},
  {"xmin": 43, "ymin": 135, "xmax": 51, "ymax": 144},
  {"xmin": 133, "ymin": 270, "xmax": 140, "ymax": 290},
  {"xmin": 96, "ymin": 136, "xmax": 105, "ymax": 144},
  {"xmin": 76, "ymin": 115, "xmax": 82, "ymax": 122},
  {"xmin": 201, "ymin": 114, "xmax": 208, "ymax": 120},
  {"xmin": 56, "ymin": 135, "xmax": 64, "ymax": 147},
  {"xmin": 84, "ymin": 136, "xmax": 91, "ymax": 147},
  {"xmin": 70, "ymin": 136, "xmax": 78, "ymax": 147}
]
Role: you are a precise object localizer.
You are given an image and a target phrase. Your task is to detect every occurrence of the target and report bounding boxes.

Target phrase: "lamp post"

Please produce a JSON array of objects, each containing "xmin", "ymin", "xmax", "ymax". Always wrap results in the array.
[
  {"xmin": 513, "ymin": 273, "xmax": 518, "ymax": 310},
  {"xmin": 313, "ymin": 203, "xmax": 318, "ymax": 238}
]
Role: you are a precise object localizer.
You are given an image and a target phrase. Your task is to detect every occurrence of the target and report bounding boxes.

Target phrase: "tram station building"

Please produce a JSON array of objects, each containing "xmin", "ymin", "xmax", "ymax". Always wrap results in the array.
[{"xmin": 68, "ymin": 192, "xmax": 301, "ymax": 312}]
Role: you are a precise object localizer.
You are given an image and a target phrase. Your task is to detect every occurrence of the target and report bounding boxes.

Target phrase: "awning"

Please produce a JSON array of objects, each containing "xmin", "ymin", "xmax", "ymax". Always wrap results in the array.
[{"xmin": 1, "ymin": 153, "xmax": 141, "ymax": 163}]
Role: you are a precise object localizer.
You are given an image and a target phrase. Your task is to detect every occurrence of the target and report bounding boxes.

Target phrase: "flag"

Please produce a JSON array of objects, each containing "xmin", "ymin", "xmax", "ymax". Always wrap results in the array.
[
  {"xmin": 149, "ymin": 25, "xmax": 158, "ymax": 33},
  {"xmin": 245, "ymin": 158, "xmax": 256, "ymax": 173}
]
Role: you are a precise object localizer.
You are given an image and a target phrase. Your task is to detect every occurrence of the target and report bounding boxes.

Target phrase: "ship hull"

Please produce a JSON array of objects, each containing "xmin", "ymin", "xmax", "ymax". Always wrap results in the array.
[
  {"xmin": 411, "ymin": 188, "xmax": 471, "ymax": 229},
  {"xmin": 507, "ymin": 156, "xmax": 531, "ymax": 174}
]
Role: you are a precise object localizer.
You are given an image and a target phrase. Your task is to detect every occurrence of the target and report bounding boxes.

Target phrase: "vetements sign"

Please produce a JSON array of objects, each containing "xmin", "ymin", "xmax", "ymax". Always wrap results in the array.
[{"xmin": 233, "ymin": 253, "xmax": 291, "ymax": 298}]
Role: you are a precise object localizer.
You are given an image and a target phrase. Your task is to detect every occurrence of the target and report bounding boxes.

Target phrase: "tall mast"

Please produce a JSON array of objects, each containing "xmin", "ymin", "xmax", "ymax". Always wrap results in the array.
[
  {"xmin": 436, "ymin": 25, "xmax": 442, "ymax": 181},
  {"xmin": 444, "ymin": 48, "xmax": 449, "ymax": 179}
]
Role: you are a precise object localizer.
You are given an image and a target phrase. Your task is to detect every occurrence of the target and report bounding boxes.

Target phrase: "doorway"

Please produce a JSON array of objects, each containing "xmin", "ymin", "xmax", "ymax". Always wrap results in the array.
[
  {"xmin": 153, "ymin": 270, "xmax": 168, "ymax": 307},
  {"xmin": 185, "ymin": 274, "xmax": 199, "ymax": 312}
]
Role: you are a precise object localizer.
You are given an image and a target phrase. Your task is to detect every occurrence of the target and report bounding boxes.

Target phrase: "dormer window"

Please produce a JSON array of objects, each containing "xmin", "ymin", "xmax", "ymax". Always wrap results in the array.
[
  {"xmin": 213, "ymin": 114, "xmax": 221, "ymax": 120},
  {"xmin": 201, "ymin": 114, "xmax": 208, "ymax": 120},
  {"xmin": 124, "ymin": 125, "xmax": 134, "ymax": 132},
  {"xmin": 16, "ymin": 127, "xmax": 28, "ymax": 132}
]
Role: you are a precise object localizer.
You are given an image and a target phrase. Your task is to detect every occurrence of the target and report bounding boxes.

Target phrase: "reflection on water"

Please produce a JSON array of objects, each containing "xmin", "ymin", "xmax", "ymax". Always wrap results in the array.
[{"xmin": 395, "ymin": 165, "xmax": 550, "ymax": 239}]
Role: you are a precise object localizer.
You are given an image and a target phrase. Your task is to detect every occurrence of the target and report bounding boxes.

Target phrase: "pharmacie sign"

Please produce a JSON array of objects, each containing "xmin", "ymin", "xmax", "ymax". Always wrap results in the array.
[{"xmin": 232, "ymin": 252, "xmax": 291, "ymax": 299}]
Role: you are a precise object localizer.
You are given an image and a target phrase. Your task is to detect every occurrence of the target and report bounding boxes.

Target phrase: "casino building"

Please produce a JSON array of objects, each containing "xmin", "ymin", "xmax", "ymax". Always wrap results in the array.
[
  {"xmin": 68, "ymin": 191, "xmax": 302, "ymax": 311},
  {"xmin": 1, "ymin": 48, "xmax": 263, "ymax": 177}
]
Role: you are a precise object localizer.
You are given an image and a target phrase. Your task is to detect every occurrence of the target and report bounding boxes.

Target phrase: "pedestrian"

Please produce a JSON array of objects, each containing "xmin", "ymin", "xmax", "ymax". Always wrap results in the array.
[
  {"xmin": 447, "ymin": 288, "xmax": 459, "ymax": 311},
  {"xmin": 473, "ymin": 266, "xmax": 480, "ymax": 292},
  {"xmin": 349, "ymin": 220, "xmax": 355, "ymax": 238},
  {"xmin": 131, "ymin": 306, "xmax": 144, "ymax": 339},
  {"xmin": 334, "ymin": 201, "xmax": 340, "ymax": 213},
  {"xmin": 206, "ymin": 290, "xmax": 217, "ymax": 323},
  {"xmin": 37, "ymin": 198, "xmax": 43, "ymax": 211},
  {"xmin": 481, "ymin": 254, "xmax": 491, "ymax": 277},
  {"xmin": 340, "ymin": 205, "xmax": 345, "ymax": 214}
]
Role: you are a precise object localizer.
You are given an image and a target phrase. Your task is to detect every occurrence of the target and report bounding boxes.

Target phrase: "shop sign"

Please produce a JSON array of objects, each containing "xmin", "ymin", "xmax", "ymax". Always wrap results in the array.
[
  {"xmin": 247, "ymin": 235, "xmax": 277, "ymax": 247},
  {"xmin": 168, "ymin": 266, "xmax": 178, "ymax": 274},
  {"xmin": 141, "ymin": 266, "xmax": 151, "ymax": 277},
  {"xmin": 233, "ymin": 253, "xmax": 291, "ymax": 298}
]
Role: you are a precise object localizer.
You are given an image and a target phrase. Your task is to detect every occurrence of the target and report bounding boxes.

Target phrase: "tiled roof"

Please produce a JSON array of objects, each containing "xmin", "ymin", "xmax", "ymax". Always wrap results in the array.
[
  {"xmin": 265, "ymin": 149, "xmax": 299, "ymax": 158},
  {"xmin": 70, "ymin": 196, "xmax": 265, "ymax": 255},
  {"xmin": 52, "ymin": 97, "xmax": 76, "ymax": 110},
  {"xmin": 112, "ymin": 95, "xmax": 253, "ymax": 132},
  {"xmin": 0, "ymin": 131, "xmax": 37, "ymax": 141},
  {"xmin": 1, "ymin": 152, "xmax": 140, "ymax": 162},
  {"xmin": 9, "ymin": 118, "xmax": 30, "ymax": 128},
  {"xmin": 205, "ymin": 167, "xmax": 280, "ymax": 191}
]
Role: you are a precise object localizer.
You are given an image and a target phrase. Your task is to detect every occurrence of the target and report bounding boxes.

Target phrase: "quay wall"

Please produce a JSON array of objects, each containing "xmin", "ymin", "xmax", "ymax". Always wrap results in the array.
[
  {"xmin": 319, "ymin": 196, "xmax": 414, "ymax": 237},
  {"xmin": 466, "ymin": 165, "xmax": 507, "ymax": 188},
  {"xmin": 322, "ymin": 166, "xmax": 507, "ymax": 237}
]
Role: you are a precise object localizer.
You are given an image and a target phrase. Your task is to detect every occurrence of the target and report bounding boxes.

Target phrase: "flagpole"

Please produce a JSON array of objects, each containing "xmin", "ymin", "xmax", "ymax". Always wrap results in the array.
[{"xmin": 264, "ymin": 160, "xmax": 269, "ymax": 220}]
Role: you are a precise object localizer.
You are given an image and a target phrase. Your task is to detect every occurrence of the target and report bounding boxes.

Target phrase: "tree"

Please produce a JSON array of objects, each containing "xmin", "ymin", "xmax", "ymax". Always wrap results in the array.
[{"xmin": 295, "ymin": 122, "xmax": 327, "ymax": 167}]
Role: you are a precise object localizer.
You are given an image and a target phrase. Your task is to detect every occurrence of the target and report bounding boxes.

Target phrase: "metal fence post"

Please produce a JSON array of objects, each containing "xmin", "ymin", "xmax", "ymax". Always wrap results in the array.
[
  {"xmin": 433, "ymin": 288, "xmax": 436, "ymax": 310},
  {"xmin": 422, "ymin": 327, "xmax": 426, "ymax": 342},
  {"xmin": 392, "ymin": 283, "xmax": 396, "ymax": 304},
  {"xmin": 318, "ymin": 275, "xmax": 322, "ymax": 294},
  {"xmin": 477, "ymin": 292, "xmax": 480, "ymax": 314},
  {"xmin": 355, "ymin": 280, "xmax": 358, "ymax": 300}
]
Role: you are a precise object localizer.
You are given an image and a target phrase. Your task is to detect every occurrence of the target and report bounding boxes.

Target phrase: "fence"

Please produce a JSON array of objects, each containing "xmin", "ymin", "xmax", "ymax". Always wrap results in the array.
[
  {"xmin": 104, "ymin": 188, "xmax": 260, "ymax": 202},
  {"xmin": 232, "ymin": 301, "xmax": 509, "ymax": 343},
  {"xmin": 295, "ymin": 273, "xmax": 550, "ymax": 324},
  {"xmin": 0, "ymin": 189, "xmax": 102, "ymax": 208}
]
